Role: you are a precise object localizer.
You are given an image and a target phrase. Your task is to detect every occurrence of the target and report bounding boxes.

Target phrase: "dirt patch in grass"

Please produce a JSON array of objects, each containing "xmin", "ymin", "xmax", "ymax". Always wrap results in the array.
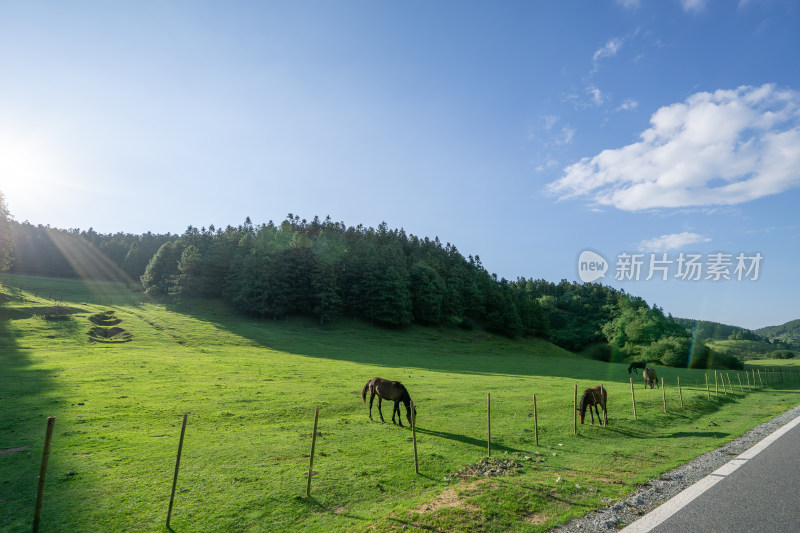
[
  {"xmin": 89, "ymin": 310, "xmax": 122, "ymax": 326},
  {"xmin": 414, "ymin": 483, "xmax": 481, "ymax": 514},
  {"xmin": 524, "ymin": 512, "xmax": 548, "ymax": 525},
  {"xmin": 88, "ymin": 326, "xmax": 132, "ymax": 343},
  {"xmin": 0, "ymin": 445, "xmax": 31, "ymax": 456}
]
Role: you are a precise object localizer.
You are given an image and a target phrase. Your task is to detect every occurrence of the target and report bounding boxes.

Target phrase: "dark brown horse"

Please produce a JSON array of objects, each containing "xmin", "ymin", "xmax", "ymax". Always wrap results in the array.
[
  {"xmin": 627, "ymin": 361, "xmax": 647, "ymax": 374},
  {"xmin": 643, "ymin": 367, "xmax": 658, "ymax": 389},
  {"xmin": 577, "ymin": 385, "xmax": 607, "ymax": 425},
  {"xmin": 361, "ymin": 377, "xmax": 416, "ymax": 427}
]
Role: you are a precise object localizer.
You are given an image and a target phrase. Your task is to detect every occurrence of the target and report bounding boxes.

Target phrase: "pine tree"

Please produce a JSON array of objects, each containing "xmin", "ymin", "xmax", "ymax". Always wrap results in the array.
[{"xmin": 0, "ymin": 192, "xmax": 12, "ymax": 271}]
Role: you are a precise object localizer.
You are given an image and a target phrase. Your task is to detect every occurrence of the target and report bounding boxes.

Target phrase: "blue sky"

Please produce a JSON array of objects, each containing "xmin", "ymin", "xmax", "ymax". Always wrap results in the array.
[{"xmin": 1, "ymin": 1, "xmax": 799, "ymax": 330}]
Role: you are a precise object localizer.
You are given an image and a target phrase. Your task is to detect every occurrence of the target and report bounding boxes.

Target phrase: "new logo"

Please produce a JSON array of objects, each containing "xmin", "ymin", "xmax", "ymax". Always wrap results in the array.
[{"xmin": 578, "ymin": 250, "xmax": 608, "ymax": 283}]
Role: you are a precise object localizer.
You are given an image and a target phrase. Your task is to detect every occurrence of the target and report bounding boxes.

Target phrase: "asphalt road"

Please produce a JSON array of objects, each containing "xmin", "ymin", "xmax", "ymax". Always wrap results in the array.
[{"xmin": 623, "ymin": 413, "xmax": 800, "ymax": 533}]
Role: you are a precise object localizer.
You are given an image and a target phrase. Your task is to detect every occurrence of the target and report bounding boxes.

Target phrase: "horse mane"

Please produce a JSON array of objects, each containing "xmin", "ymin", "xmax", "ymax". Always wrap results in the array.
[
  {"xmin": 361, "ymin": 379, "xmax": 372, "ymax": 404},
  {"xmin": 396, "ymin": 382, "xmax": 411, "ymax": 404}
]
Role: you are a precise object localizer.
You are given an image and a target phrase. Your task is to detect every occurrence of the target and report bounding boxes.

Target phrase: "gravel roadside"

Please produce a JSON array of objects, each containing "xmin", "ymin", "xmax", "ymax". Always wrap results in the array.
[{"xmin": 549, "ymin": 402, "xmax": 800, "ymax": 532}]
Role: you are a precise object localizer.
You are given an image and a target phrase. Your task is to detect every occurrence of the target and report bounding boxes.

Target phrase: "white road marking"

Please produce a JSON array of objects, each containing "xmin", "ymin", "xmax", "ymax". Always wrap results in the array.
[
  {"xmin": 711, "ymin": 458, "xmax": 746, "ymax": 477},
  {"xmin": 620, "ymin": 411, "xmax": 800, "ymax": 533}
]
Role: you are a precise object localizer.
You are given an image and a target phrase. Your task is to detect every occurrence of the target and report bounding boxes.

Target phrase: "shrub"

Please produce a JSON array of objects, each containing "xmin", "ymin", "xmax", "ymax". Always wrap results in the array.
[
  {"xmin": 580, "ymin": 343, "xmax": 612, "ymax": 362},
  {"xmin": 640, "ymin": 336, "xmax": 691, "ymax": 367},
  {"xmin": 689, "ymin": 348, "xmax": 744, "ymax": 370}
]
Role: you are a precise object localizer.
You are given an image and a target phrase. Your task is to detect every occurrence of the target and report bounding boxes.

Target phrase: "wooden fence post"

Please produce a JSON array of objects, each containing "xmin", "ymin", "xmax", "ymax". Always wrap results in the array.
[
  {"xmin": 714, "ymin": 370, "xmax": 719, "ymax": 396},
  {"xmin": 487, "ymin": 393, "xmax": 491, "ymax": 457},
  {"xmin": 167, "ymin": 414, "xmax": 188, "ymax": 529},
  {"xmin": 601, "ymin": 384, "xmax": 607, "ymax": 427},
  {"xmin": 629, "ymin": 378, "xmax": 637, "ymax": 421},
  {"xmin": 305, "ymin": 407, "xmax": 320, "ymax": 498},
  {"xmin": 677, "ymin": 376, "xmax": 684, "ymax": 408},
  {"xmin": 661, "ymin": 378, "xmax": 667, "ymax": 413},
  {"xmin": 533, "ymin": 394, "xmax": 539, "ymax": 446},
  {"xmin": 737, "ymin": 373, "xmax": 744, "ymax": 394},
  {"xmin": 746, "ymin": 371, "xmax": 752, "ymax": 390},
  {"xmin": 725, "ymin": 374, "xmax": 733, "ymax": 394},
  {"xmin": 757, "ymin": 369, "xmax": 764, "ymax": 388},
  {"xmin": 721, "ymin": 371, "xmax": 727, "ymax": 395},
  {"xmin": 705, "ymin": 373, "xmax": 710, "ymax": 400},
  {"xmin": 411, "ymin": 401, "xmax": 418, "ymax": 474},
  {"xmin": 573, "ymin": 384, "xmax": 578, "ymax": 435},
  {"xmin": 32, "ymin": 416, "xmax": 56, "ymax": 533}
]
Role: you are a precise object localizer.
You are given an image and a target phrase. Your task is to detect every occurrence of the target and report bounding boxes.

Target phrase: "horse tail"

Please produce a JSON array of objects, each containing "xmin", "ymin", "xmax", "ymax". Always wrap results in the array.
[{"xmin": 361, "ymin": 380, "xmax": 370, "ymax": 404}]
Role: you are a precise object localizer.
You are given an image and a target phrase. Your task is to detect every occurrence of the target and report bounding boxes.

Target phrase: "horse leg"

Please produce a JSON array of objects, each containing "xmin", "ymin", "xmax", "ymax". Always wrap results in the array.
[
  {"xmin": 377, "ymin": 396, "xmax": 385, "ymax": 422},
  {"xmin": 394, "ymin": 402, "xmax": 403, "ymax": 426},
  {"xmin": 368, "ymin": 392, "xmax": 375, "ymax": 421}
]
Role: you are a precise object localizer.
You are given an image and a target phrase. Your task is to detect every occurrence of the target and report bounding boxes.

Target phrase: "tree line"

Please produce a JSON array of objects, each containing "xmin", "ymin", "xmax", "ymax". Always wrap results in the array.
[
  {"xmin": 136, "ymin": 214, "xmax": 740, "ymax": 368},
  {"xmin": 140, "ymin": 215, "xmax": 549, "ymax": 337},
  {"xmin": 0, "ymin": 198, "xmax": 744, "ymax": 369},
  {"xmin": 3, "ymin": 220, "xmax": 174, "ymax": 282}
]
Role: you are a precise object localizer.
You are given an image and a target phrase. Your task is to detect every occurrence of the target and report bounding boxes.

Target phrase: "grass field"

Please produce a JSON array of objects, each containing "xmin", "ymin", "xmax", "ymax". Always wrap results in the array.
[
  {"xmin": 2, "ymin": 274, "xmax": 799, "ymax": 532},
  {"xmin": 708, "ymin": 338, "xmax": 796, "ymax": 361}
]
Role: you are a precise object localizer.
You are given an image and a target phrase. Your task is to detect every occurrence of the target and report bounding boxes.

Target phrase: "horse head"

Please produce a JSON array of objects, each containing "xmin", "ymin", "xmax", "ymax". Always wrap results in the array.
[{"xmin": 577, "ymin": 394, "xmax": 589, "ymax": 424}]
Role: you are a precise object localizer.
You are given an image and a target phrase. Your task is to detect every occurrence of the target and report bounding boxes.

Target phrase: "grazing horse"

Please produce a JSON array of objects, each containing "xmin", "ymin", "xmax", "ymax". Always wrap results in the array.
[
  {"xmin": 361, "ymin": 377, "xmax": 416, "ymax": 427},
  {"xmin": 577, "ymin": 385, "xmax": 607, "ymax": 425},
  {"xmin": 627, "ymin": 361, "xmax": 647, "ymax": 374},
  {"xmin": 643, "ymin": 367, "xmax": 659, "ymax": 389}
]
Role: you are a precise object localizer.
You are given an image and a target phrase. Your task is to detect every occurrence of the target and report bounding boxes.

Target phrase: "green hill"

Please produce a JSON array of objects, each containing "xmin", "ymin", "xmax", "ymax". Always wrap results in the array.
[
  {"xmin": 674, "ymin": 317, "xmax": 766, "ymax": 342},
  {"xmin": 674, "ymin": 317, "xmax": 798, "ymax": 362},
  {"xmin": 755, "ymin": 319, "xmax": 800, "ymax": 346},
  {"xmin": 706, "ymin": 339, "xmax": 796, "ymax": 361},
  {"xmin": 2, "ymin": 274, "xmax": 800, "ymax": 532}
]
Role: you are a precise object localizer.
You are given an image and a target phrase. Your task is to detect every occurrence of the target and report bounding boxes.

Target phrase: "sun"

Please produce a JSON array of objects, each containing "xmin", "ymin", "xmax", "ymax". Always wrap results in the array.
[{"xmin": 0, "ymin": 130, "xmax": 59, "ymax": 209}]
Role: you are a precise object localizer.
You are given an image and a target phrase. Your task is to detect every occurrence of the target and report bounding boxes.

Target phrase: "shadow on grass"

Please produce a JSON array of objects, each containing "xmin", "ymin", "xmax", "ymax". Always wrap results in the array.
[
  {"xmin": 0, "ymin": 296, "xmax": 73, "ymax": 531},
  {"xmin": 667, "ymin": 431, "xmax": 730, "ymax": 439},
  {"xmin": 0, "ymin": 273, "xmax": 144, "ymax": 307},
  {"xmin": 165, "ymin": 301, "xmax": 655, "ymax": 383},
  {"xmin": 415, "ymin": 427, "xmax": 526, "ymax": 454},
  {"xmin": 165, "ymin": 301, "xmax": 784, "ymax": 402}
]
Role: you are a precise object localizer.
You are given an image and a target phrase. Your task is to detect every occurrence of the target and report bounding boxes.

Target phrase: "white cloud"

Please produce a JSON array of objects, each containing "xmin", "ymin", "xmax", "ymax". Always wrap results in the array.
[
  {"xmin": 546, "ymin": 84, "xmax": 800, "ymax": 211},
  {"xmin": 558, "ymin": 126, "xmax": 576, "ymax": 145},
  {"xmin": 617, "ymin": 99, "xmax": 639, "ymax": 111},
  {"xmin": 535, "ymin": 158, "xmax": 559, "ymax": 173},
  {"xmin": 587, "ymin": 86, "xmax": 605, "ymax": 106},
  {"xmin": 617, "ymin": 0, "xmax": 640, "ymax": 8},
  {"xmin": 543, "ymin": 114, "xmax": 559, "ymax": 130},
  {"xmin": 681, "ymin": 0, "xmax": 707, "ymax": 12},
  {"xmin": 592, "ymin": 38, "xmax": 624, "ymax": 74},
  {"xmin": 593, "ymin": 38, "xmax": 624, "ymax": 63},
  {"xmin": 638, "ymin": 232, "xmax": 711, "ymax": 252}
]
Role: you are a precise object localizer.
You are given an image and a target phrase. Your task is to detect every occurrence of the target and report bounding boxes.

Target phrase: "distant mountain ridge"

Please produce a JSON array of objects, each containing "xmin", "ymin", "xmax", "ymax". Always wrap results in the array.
[
  {"xmin": 755, "ymin": 319, "xmax": 800, "ymax": 346},
  {"xmin": 674, "ymin": 317, "xmax": 768, "ymax": 343}
]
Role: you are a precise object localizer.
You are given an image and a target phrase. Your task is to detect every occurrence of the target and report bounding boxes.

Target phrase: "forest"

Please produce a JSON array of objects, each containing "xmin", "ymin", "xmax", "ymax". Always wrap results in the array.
[{"xmin": 0, "ymin": 196, "xmax": 751, "ymax": 369}]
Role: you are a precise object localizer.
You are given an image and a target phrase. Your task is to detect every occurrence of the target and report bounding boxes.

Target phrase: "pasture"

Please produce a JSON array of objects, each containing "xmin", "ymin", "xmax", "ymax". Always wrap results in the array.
[{"xmin": 2, "ymin": 274, "xmax": 799, "ymax": 532}]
